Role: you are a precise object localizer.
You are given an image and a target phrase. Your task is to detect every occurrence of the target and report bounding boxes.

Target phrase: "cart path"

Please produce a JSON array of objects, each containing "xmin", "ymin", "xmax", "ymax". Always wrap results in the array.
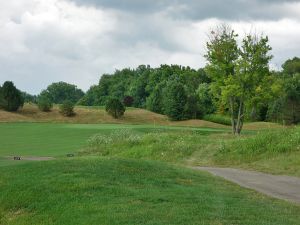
[{"xmin": 194, "ymin": 167, "xmax": 300, "ymax": 204}]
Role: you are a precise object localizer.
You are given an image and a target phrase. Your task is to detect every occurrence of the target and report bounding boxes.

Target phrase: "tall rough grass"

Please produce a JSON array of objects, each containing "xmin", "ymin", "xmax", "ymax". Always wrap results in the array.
[
  {"xmin": 216, "ymin": 126, "xmax": 300, "ymax": 162},
  {"xmin": 82, "ymin": 129, "xmax": 210, "ymax": 162}
]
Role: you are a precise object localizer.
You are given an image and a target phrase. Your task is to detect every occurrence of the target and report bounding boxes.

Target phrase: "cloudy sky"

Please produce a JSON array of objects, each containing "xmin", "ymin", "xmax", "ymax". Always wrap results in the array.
[{"xmin": 0, "ymin": 0, "xmax": 300, "ymax": 94}]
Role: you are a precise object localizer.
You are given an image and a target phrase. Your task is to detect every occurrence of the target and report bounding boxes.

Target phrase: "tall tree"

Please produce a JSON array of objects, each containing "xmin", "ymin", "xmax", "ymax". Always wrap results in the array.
[
  {"xmin": 206, "ymin": 25, "xmax": 273, "ymax": 134},
  {"xmin": 205, "ymin": 25, "xmax": 239, "ymax": 133}
]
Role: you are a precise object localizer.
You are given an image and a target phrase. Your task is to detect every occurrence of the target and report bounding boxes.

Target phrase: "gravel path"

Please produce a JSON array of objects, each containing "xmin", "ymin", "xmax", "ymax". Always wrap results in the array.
[{"xmin": 194, "ymin": 167, "xmax": 300, "ymax": 204}]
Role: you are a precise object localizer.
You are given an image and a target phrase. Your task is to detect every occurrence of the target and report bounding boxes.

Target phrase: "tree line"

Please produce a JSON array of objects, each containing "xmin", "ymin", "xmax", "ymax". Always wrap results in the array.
[{"xmin": 0, "ymin": 26, "xmax": 299, "ymax": 133}]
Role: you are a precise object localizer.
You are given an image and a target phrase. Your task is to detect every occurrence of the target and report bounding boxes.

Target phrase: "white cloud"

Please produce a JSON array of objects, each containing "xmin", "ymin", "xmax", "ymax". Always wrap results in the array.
[{"xmin": 0, "ymin": 0, "xmax": 299, "ymax": 94}]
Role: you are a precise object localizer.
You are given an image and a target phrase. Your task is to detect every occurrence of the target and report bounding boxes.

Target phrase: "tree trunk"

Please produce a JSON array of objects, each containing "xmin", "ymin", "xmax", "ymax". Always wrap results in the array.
[
  {"xmin": 229, "ymin": 97, "xmax": 236, "ymax": 134},
  {"xmin": 236, "ymin": 99, "xmax": 244, "ymax": 135}
]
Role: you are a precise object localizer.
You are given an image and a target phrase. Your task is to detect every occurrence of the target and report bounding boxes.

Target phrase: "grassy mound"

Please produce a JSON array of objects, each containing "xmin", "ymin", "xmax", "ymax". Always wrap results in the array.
[
  {"xmin": 1, "ymin": 158, "xmax": 300, "ymax": 225},
  {"xmin": 0, "ymin": 104, "xmax": 229, "ymax": 129}
]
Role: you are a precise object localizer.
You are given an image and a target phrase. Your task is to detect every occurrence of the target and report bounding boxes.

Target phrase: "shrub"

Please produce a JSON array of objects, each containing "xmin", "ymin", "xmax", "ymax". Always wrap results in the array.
[
  {"xmin": 105, "ymin": 98, "xmax": 125, "ymax": 118},
  {"xmin": 59, "ymin": 100, "xmax": 75, "ymax": 117},
  {"xmin": 0, "ymin": 81, "xmax": 24, "ymax": 112},
  {"xmin": 37, "ymin": 96, "xmax": 53, "ymax": 112},
  {"xmin": 203, "ymin": 114, "xmax": 232, "ymax": 126}
]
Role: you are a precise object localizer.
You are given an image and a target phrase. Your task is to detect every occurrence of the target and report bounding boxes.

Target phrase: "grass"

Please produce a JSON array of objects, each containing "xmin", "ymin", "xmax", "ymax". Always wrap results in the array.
[
  {"xmin": 213, "ymin": 126, "xmax": 300, "ymax": 176},
  {"xmin": 1, "ymin": 158, "xmax": 300, "ymax": 225},
  {"xmin": 1, "ymin": 122, "xmax": 298, "ymax": 176},
  {"xmin": 0, "ymin": 122, "xmax": 228, "ymax": 158},
  {"xmin": 203, "ymin": 114, "xmax": 232, "ymax": 126},
  {"xmin": 80, "ymin": 125, "xmax": 300, "ymax": 176},
  {"xmin": 81, "ymin": 128, "xmax": 226, "ymax": 163}
]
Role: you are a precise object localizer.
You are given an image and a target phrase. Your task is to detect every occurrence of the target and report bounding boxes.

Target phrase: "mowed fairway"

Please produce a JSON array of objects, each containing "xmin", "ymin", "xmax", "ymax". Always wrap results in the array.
[
  {"xmin": 0, "ymin": 122, "xmax": 227, "ymax": 158},
  {"xmin": 1, "ymin": 158, "xmax": 300, "ymax": 225}
]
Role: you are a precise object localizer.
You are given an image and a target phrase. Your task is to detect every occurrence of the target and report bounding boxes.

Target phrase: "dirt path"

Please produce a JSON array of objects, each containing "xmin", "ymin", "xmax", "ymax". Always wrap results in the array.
[{"xmin": 194, "ymin": 167, "xmax": 300, "ymax": 204}]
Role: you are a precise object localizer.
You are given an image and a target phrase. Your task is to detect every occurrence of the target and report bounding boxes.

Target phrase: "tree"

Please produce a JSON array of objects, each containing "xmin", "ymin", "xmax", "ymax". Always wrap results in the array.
[
  {"xmin": 163, "ymin": 79, "xmax": 187, "ymax": 121},
  {"xmin": 205, "ymin": 25, "xmax": 239, "ymax": 133},
  {"xmin": 41, "ymin": 82, "xmax": 84, "ymax": 104},
  {"xmin": 77, "ymin": 85, "xmax": 101, "ymax": 106},
  {"xmin": 206, "ymin": 25, "xmax": 273, "ymax": 134},
  {"xmin": 0, "ymin": 81, "xmax": 24, "ymax": 112},
  {"xmin": 282, "ymin": 57, "xmax": 300, "ymax": 75},
  {"xmin": 22, "ymin": 92, "xmax": 37, "ymax": 103},
  {"xmin": 283, "ymin": 73, "xmax": 300, "ymax": 124},
  {"xmin": 59, "ymin": 100, "xmax": 75, "ymax": 117},
  {"xmin": 123, "ymin": 96, "xmax": 134, "ymax": 107},
  {"xmin": 146, "ymin": 82, "xmax": 165, "ymax": 114},
  {"xmin": 184, "ymin": 94, "xmax": 201, "ymax": 119},
  {"xmin": 105, "ymin": 98, "xmax": 125, "ymax": 118},
  {"xmin": 197, "ymin": 83, "xmax": 216, "ymax": 116}
]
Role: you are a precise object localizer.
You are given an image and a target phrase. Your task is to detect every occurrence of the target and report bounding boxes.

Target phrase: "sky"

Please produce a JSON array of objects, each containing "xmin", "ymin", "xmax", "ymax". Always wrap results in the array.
[{"xmin": 0, "ymin": 0, "xmax": 300, "ymax": 94}]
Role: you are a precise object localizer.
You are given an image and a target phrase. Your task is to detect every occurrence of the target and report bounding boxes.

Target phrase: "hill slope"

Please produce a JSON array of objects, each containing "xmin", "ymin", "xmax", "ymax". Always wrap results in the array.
[{"xmin": 0, "ymin": 104, "xmax": 229, "ymax": 129}]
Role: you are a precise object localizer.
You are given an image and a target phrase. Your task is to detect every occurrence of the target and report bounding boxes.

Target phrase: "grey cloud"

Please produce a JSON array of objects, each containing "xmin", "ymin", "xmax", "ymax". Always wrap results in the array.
[
  {"xmin": 71, "ymin": 0, "xmax": 300, "ymax": 20},
  {"xmin": 0, "ymin": 0, "xmax": 300, "ymax": 94}
]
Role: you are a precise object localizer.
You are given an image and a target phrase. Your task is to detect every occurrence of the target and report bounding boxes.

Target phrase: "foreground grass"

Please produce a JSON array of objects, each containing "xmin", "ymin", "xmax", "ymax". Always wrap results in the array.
[{"xmin": 1, "ymin": 158, "xmax": 300, "ymax": 225}]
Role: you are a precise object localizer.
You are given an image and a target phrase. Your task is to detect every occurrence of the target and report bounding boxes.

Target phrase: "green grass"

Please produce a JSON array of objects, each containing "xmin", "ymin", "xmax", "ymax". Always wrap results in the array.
[
  {"xmin": 203, "ymin": 114, "xmax": 232, "ymax": 126},
  {"xmin": 0, "ymin": 122, "xmax": 227, "ymax": 158},
  {"xmin": 1, "ymin": 158, "xmax": 300, "ymax": 225},
  {"xmin": 80, "ymin": 125, "xmax": 300, "ymax": 176},
  {"xmin": 213, "ymin": 126, "xmax": 300, "ymax": 176},
  {"xmin": 81, "ymin": 128, "xmax": 224, "ymax": 163},
  {"xmin": 1, "ymin": 122, "xmax": 299, "ymax": 176}
]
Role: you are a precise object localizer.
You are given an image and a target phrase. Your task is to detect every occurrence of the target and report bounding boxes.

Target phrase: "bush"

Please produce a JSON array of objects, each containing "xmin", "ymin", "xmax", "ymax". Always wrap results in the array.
[
  {"xmin": 59, "ymin": 101, "xmax": 75, "ymax": 117},
  {"xmin": 37, "ymin": 96, "xmax": 53, "ymax": 112},
  {"xmin": 105, "ymin": 98, "xmax": 125, "ymax": 118},
  {"xmin": 203, "ymin": 114, "xmax": 232, "ymax": 126}
]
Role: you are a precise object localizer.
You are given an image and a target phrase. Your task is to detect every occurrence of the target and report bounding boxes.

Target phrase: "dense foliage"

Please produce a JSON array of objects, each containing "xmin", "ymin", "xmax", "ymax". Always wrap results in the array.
[
  {"xmin": 105, "ymin": 98, "xmax": 125, "ymax": 118},
  {"xmin": 59, "ymin": 100, "xmax": 75, "ymax": 117},
  {"xmin": 22, "ymin": 92, "xmax": 37, "ymax": 103},
  {"xmin": 0, "ymin": 81, "xmax": 24, "ymax": 112},
  {"xmin": 266, "ymin": 58, "xmax": 300, "ymax": 124},
  {"xmin": 40, "ymin": 82, "xmax": 84, "ymax": 104},
  {"xmin": 37, "ymin": 95, "xmax": 53, "ymax": 112},
  {"xmin": 79, "ymin": 65, "xmax": 210, "ymax": 120}
]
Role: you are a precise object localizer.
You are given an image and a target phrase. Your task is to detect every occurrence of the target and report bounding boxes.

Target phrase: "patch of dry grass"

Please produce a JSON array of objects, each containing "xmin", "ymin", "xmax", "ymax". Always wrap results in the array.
[
  {"xmin": 0, "ymin": 104, "xmax": 283, "ymax": 130},
  {"xmin": 0, "ymin": 104, "xmax": 230, "ymax": 129}
]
